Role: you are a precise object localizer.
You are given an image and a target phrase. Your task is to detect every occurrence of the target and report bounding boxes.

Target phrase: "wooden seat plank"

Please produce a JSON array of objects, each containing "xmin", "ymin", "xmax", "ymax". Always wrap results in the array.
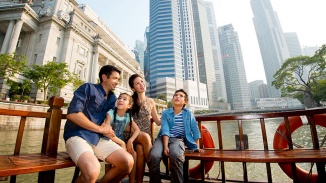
[
  {"xmin": 0, "ymin": 152, "xmax": 75, "ymax": 177},
  {"xmin": 185, "ymin": 148, "xmax": 326, "ymax": 163}
]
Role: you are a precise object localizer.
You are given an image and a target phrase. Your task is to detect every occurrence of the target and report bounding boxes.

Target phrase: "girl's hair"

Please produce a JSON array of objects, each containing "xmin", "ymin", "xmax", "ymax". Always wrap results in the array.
[
  {"xmin": 112, "ymin": 93, "xmax": 133, "ymax": 132},
  {"xmin": 128, "ymin": 74, "xmax": 142, "ymax": 116}
]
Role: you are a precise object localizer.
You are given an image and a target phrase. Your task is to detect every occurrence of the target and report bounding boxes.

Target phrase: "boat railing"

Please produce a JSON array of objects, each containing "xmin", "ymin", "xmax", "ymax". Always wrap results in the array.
[{"xmin": 184, "ymin": 108, "xmax": 326, "ymax": 182}]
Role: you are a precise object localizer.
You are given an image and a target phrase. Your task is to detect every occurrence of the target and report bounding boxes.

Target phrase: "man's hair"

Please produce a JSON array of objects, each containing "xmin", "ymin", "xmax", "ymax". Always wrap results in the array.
[
  {"xmin": 174, "ymin": 89, "xmax": 188, "ymax": 101},
  {"xmin": 99, "ymin": 65, "xmax": 121, "ymax": 83}
]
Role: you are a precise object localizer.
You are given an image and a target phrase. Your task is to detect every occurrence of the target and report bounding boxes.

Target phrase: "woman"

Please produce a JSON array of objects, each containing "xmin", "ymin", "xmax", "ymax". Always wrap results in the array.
[{"xmin": 129, "ymin": 74, "xmax": 161, "ymax": 183}]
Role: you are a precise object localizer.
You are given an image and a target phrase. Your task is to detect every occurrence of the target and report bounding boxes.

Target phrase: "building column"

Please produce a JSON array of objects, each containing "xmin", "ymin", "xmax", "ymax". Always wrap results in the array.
[
  {"xmin": 104, "ymin": 58, "xmax": 109, "ymax": 65},
  {"xmin": 92, "ymin": 51, "xmax": 99, "ymax": 83},
  {"xmin": 0, "ymin": 20, "xmax": 15, "ymax": 54},
  {"xmin": 7, "ymin": 19, "xmax": 24, "ymax": 53}
]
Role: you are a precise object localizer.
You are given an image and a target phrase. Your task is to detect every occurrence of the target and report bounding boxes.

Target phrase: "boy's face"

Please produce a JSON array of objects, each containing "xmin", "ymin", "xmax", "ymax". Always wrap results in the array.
[
  {"xmin": 102, "ymin": 71, "xmax": 120, "ymax": 91},
  {"xmin": 116, "ymin": 94, "xmax": 132, "ymax": 110},
  {"xmin": 172, "ymin": 92, "xmax": 188, "ymax": 106}
]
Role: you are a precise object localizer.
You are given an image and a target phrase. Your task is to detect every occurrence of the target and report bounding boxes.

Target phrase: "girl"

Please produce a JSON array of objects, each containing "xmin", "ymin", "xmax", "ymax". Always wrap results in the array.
[
  {"xmin": 103, "ymin": 92, "xmax": 140, "ymax": 183},
  {"xmin": 128, "ymin": 74, "xmax": 161, "ymax": 182}
]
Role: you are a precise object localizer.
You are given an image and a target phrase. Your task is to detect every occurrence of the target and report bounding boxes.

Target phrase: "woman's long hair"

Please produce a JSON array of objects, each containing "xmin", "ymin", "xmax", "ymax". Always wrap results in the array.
[{"xmin": 128, "ymin": 74, "xmax": 142, "ymax": 117}]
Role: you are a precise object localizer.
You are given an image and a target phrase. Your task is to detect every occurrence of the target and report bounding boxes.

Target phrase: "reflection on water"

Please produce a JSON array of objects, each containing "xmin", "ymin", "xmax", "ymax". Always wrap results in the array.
[{"xmin": 0, "ymin": 118, "xmax": 325, "ymax": 182}]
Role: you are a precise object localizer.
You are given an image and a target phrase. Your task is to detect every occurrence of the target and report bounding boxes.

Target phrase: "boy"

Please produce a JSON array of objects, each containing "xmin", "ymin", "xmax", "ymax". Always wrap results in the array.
[{"xmin": 148, "ymin": 89, "xmax": 201, "ymax": 183}]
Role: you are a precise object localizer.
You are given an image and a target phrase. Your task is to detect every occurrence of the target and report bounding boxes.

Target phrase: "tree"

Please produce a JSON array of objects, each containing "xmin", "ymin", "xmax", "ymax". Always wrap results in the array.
[
  {"xmin": 0, "ymin": 53, "xmax": 26, "ymax": 81},
  {"xmin": 272, "ymin": 45, "xmax": 326, "ymax": 107},
  {"xmin": 156, "ymin": 94, "xmax": 167, "ymax": 101},
  {"xmin": 24, "ymin": 61, "xmax": 72, "ymax": 103},
  {"xmin": 71, "ymin": 74, "xmax": 85, "ymax": 90}
]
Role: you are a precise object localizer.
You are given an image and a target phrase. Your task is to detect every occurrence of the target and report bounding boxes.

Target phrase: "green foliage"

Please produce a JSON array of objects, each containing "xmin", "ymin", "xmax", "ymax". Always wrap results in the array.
[
  {"xmin": 167, "ymin": 101, "xmax": 173, "ymax": 108},
  {"xmin": 23, "ymin": 61, "xmax": 72, "ymax": 103},
  {"xmin": 272, "ymin": 45, "xmax": 326, "ymax": 107},
  {"xmin": 71, "ymin": 74, "xmax": 85, "ymax": 90},
  {"xmin": 7, "ymin": 79, "xmax": 31, "ymax": 99},
  {"xmin": 0, "ymin": 53, "xmax": 26, "ymax": 81},
  {"xmin": 156, "ymin": 94, "xmax": 167, "ymax": 101}
]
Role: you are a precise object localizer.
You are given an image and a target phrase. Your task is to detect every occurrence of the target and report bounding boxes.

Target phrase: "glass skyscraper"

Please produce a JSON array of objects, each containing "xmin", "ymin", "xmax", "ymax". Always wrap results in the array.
[
  {"xmin": 219, "ymin": 24, "xmax": 251, "ymax": 110},
  {"xmin": 251, "ymin": 0, "xmax": 290, "ymax": 98}
]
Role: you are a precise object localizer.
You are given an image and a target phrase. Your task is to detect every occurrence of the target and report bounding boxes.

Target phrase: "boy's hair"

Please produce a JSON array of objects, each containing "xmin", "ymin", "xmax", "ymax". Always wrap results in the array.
[
  {"xmin": 174, "ymin": 89, "xmax": 188, "ymax": 108},
  {"xmin": 99, "ymin": 65, "xmax": 121, "ymax": 83},
  {"xmin": 174, "ymin": 89, "xmax": 188, "ymax": 101}
]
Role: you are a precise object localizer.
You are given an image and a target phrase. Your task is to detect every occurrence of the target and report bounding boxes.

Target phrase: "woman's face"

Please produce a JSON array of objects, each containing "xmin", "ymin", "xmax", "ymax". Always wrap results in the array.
[{"xmin": 132, "ymin": 76, "xmax": 146, "ymax": 93}]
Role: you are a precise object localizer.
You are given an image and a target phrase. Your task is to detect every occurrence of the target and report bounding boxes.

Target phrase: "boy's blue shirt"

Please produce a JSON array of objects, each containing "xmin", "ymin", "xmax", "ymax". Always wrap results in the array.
[{"xmin": 157, "ymin": 107, "xmax": 200, "ymax": 150}]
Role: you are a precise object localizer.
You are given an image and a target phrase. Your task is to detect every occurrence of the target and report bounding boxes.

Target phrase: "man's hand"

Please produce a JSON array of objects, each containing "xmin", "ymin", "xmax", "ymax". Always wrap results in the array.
[{"xmin": 100, "ymin": 123, "xmax": 115, "ymax": 137}]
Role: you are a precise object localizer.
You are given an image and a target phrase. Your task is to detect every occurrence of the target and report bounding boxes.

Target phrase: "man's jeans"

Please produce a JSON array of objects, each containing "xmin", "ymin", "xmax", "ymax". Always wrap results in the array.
[{"xmin": 148, "ymin": 137, "xmax": 185, "ymax": 183}]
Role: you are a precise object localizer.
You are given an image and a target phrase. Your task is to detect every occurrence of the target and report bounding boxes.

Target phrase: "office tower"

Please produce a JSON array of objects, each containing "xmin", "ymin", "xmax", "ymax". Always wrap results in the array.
[
  {"xmin": 248, "ymin": 80, "xmax": 268, "ymax": 107},
  {"xmin": 284, "ymin": 32, "xmax": 302, "ymax": 57},
  {"xmin": 302, "ymin": 45, "xmax": 319, "ymax": 57},
  {"xmin": 218, "ymin": 24, "xmax": 251, "ymax": 110},
  {"xmin": 204, "ymin": 1, "xmax": 228, "ymax": 105},
  {"xmin": 134, "ymin": 40, "xmax": 145, "ymax": 71},
  {"xmin": 251, "ymin": 0, "xmax": 290, "ymax": 98},
  {"xmin": 192, "ymin": 0, "xmax": 217, "ymax": 109},
  {"xmin": 143, "ymin": 26, "xmax": 150, "ymax": 82},
  {"xmin": 149, "ymin": 0, "xmax": 208, "ymax": 110}
]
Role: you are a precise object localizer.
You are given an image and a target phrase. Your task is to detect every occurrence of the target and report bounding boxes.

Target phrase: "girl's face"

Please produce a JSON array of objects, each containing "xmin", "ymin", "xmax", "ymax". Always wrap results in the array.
[
  {"xmin": 116, "ymin": 94, "xmax": 132, "ymax": 110},
  {"xmin": 132, "ymin": 76, "xmax": 146, "ymax": 93},
  {"xmin": 172, "ymin": 92, "xmax": 188, "ymax": 106}
]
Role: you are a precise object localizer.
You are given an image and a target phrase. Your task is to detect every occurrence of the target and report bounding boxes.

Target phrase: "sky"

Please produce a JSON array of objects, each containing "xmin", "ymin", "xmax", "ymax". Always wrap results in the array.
[{"xmin": 77, "ymin": 0, "xmax": 326, "ymax": 83}]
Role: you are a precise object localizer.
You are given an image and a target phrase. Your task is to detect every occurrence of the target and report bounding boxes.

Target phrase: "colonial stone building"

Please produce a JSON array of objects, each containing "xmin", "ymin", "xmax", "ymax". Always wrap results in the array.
[{"xmin": 0, "ymin": 0, "xmax": 142, "ymax": 102}]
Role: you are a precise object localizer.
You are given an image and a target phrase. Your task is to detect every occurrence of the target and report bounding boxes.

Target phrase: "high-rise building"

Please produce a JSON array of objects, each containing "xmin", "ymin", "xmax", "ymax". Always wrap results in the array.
[
  {"xmin": 248, "ymin": 80, "xmax": 268, "ymax": 107},
  {"xmin": 149, "ymin": 0, "xmax": 208, "ymax": 110},
  {"xmin": 218, "ymin": 24, "xmax": 251, "ymax": 110},
  {"xmin": 204, "ymin": 1, "xmax": 228, "ymax": 109},
  {"xmin": 251, "ymin": 0, "xmax": 290, "ymax": 98},
  {"xmin": 143, "ymin": 27, "xmax": 150, "ymax": 82},
  {"xmin": 134, "ymin": 40, "xmax": 145, "ymax": 71},
  {"xmin": 302, "ymin": 45, "xmax": 319, "ymax": 57},
  {"xmin": 192, "ymin": 0, "xmax": 217, "ymax": 109},
  {"xmin": 284, "ymin": 32, "xmax": 302, "ymax": 57}
]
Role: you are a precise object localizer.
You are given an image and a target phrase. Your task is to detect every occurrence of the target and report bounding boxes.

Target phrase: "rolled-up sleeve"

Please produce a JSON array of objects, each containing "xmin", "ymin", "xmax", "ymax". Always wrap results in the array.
[{"xmin": 67, "ymin": 84, "xmax": 89, "ymax": 114}]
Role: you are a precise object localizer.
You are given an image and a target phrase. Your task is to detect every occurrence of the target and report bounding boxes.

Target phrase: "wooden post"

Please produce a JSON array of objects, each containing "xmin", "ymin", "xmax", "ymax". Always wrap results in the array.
[{"xmin": 38, "ymin": 96, "xmax": 64, "ymax": 183}]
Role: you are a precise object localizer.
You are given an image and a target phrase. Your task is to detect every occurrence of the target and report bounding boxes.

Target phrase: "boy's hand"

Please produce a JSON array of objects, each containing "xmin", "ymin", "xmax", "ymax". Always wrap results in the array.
[{"xmin": 163, "ymin": 147, "xmax": 170, "ymax": 156}]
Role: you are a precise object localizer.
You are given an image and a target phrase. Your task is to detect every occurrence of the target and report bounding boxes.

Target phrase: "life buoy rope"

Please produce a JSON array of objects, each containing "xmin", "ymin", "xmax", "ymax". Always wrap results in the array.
[
  {"xmin": 189, "ymin": 125, "xmax": 215, "ymax": 179},
  {"xmin": 273, "ymin": 114, "xmax": 326, "ymax": 183}
]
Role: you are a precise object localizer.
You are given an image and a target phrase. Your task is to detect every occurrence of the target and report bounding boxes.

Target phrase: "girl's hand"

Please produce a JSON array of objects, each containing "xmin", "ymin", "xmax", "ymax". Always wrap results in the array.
[
  {"xmin": 126, "ymin": 140, "xmax": 134, "ymax": 154},
  {"xmin": 121, "ymin": 142, "xmax": 126, "ymax": 150},
  {"xmin": 163, "ymin": 147, "xmax": 170, "ymax": 156}
]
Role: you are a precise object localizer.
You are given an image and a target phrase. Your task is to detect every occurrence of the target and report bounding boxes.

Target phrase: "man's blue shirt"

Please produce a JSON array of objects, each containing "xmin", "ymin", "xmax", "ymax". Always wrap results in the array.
[{"xmin": 63, "ymin": 83, "xmax": 117, "ymax": 145}]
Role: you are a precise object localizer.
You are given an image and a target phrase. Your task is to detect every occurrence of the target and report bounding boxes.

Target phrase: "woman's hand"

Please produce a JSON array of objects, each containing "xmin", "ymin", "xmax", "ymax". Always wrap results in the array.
[{"xmin": 126, "ymin": 140, "xmax": 134, "ymax": 154}]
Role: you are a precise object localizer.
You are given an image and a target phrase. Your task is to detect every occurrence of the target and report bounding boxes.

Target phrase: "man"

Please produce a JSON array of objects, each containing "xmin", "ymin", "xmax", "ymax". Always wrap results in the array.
[{"xmin": 64, "ymin": 65, "xmax": 133, "ymax": 183}]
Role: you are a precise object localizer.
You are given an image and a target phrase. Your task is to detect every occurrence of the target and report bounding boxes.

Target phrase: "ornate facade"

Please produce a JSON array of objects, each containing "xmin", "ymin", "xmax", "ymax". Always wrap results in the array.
[{"xmin": 0, "ymin": 0, "xmax": 142, "ymax": 101}]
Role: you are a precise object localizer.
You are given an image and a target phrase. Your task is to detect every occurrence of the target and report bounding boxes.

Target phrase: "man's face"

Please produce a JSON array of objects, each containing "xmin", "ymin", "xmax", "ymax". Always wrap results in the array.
[{"xmin": 102, "ymin": 71, "xmax": 120, "ymax": 91}]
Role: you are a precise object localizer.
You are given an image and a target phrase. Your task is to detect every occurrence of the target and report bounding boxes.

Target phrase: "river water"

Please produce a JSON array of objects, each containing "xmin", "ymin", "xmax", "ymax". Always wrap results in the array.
[{"xmin": 0, "ymin": 118, "xmax": 325, "ymax": 182}]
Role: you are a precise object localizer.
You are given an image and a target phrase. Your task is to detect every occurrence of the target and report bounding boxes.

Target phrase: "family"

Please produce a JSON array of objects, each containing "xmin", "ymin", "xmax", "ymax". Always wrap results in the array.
[{"xmin": 63, "ymin": 65, "xmax": 202, "ymax": 183}]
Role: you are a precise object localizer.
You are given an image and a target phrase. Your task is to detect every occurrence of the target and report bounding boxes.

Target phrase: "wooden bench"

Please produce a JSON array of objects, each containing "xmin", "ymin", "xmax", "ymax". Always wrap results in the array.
[
  {"xmin": 0, "ymin": 97, "xmax": 75, "ymax": 183},
  {"xmin": 184, "ymin": 109, "xmax": 326, "ymax": 183}
]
